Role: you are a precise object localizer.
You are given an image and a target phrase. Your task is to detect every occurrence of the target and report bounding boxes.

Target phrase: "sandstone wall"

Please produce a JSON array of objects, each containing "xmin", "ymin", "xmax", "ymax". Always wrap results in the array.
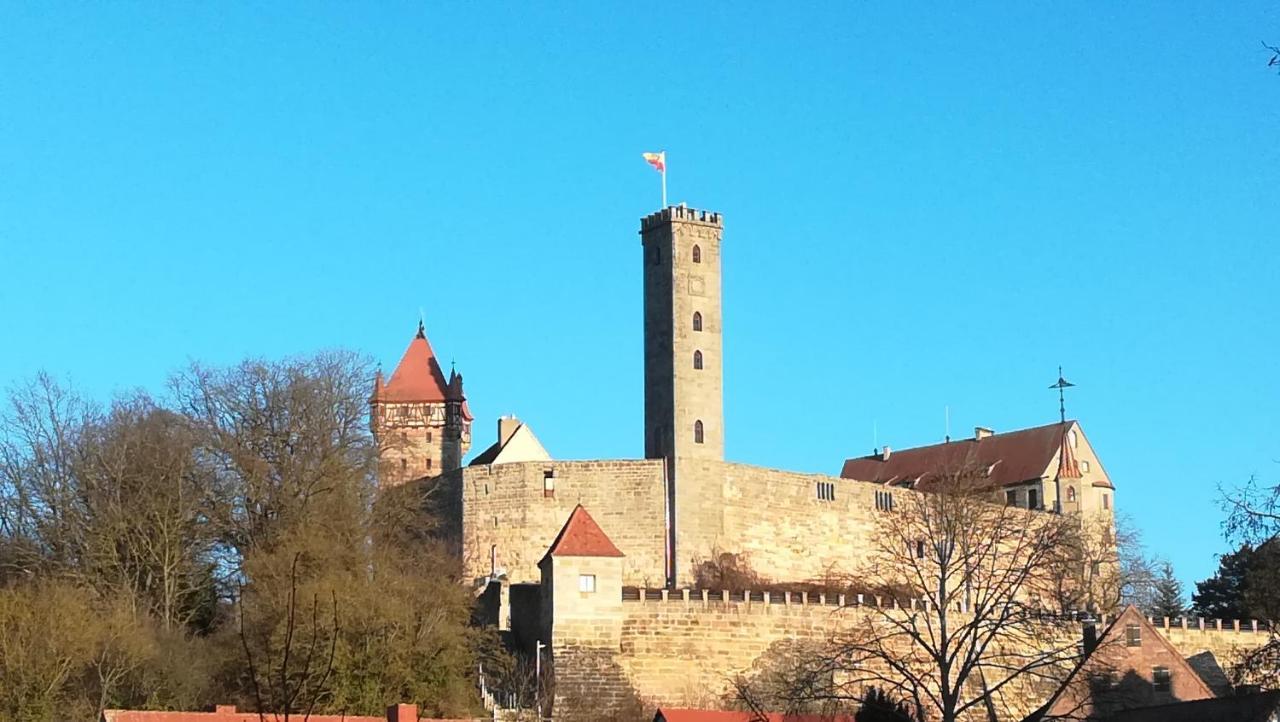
[
  {"xmin": 673, "ymin": 459, "xmax": 907, "ymax": 585},
  {"xmin": 457, "ymin": 460, "xmax": 668, "ymax": 587},
  {"xmin": 1140, "ymin": 614, "xmax": 1271, "ymax": 672}
]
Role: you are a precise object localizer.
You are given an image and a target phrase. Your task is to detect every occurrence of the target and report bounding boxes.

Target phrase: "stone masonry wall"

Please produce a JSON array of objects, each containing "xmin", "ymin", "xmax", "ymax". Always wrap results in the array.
[
  {"xmin": 672, "ymin": 459, "xmax": 906, "ymax": 585},
  {"xmin": 456, "ymin": 460, "xmax": 668, "ymax": 587},
  {"xmin": 597, "ymin": 592, "xmax": 1272, "ymax": 721}
]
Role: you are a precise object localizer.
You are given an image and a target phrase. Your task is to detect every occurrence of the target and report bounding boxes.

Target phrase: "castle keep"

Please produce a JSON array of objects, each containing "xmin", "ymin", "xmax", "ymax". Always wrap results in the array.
[{"xmin": 375, "ymin": 205, "xmax": 1270, "ymax": 714}]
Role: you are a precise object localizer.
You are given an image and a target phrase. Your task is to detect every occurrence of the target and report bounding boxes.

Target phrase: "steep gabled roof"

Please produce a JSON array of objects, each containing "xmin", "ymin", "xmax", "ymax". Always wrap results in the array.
[
  {"xmin": 840, "ymin": 421, "xmax": 1076, "ymax": 491},
  {"xmin": 1030, "ymin": 605, "xmax": 1216, "ymax": 720},
  {"xmin": 377, "ymin": 322, "xmax": 451, "ymax": 403},
  {"xmin": 469, "ymin": 421, "xmax": 551, "ymax": 466},
  {"xmin": 542, "ymin": 505, "xmax": 624, "ymax": 560}
]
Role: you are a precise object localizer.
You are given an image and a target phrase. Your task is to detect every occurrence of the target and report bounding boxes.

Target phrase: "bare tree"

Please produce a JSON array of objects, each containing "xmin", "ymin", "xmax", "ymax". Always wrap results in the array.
[
  {"xmin": 1221, "ymin": 469, "xmax": 1280, "ymax": 689},
  {"xmin": 239, "ymin": 553, "xmax": 339, "ymax": 721},
  {"xmin": 753, "ymin": 470, "xmax": 1086, "ymax": 722}
]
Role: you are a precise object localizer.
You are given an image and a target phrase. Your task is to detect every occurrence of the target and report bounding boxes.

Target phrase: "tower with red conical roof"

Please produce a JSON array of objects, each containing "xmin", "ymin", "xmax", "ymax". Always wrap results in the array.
[{"xmin": 370, "ymin": 320, "xmax": 472, "ymax": 487}]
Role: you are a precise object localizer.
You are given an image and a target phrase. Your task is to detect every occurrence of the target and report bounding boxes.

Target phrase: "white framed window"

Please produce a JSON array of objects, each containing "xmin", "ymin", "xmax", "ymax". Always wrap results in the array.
[
  {"xmin": 1080, "ymin": 460, "xmax": 1090, "ymax": 473},
  {"xmin": 1069, "ymin": 430, "xmax": 1079, "ymax": 448},
  {"xmin": 578, "ymin": 574, "xmax": 596, "ymax": 593}
]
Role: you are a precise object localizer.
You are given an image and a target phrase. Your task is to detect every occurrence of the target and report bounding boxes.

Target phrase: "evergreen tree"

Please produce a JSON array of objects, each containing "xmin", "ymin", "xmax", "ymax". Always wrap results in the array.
[
  {"xmin": 1150, "ymin": 560, "xmax": 1185, "ymax": 619},
  {"xmin": 1192, "ymin": 544, "xmax": 1256, "ymax": 620}
]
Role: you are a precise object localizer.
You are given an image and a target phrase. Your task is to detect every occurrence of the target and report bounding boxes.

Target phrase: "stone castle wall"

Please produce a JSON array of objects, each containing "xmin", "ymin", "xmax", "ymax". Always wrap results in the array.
[
  {"xmin": 552, "ymin": 588, "xmax": 1274, "ymax": 720},
  {"xmin": 454, "ymin": 460, "xmax": 668, "ymax": 587},
  {"xmin": 672, "ymin": 460, "xmax": 909, "ymax": 585}
]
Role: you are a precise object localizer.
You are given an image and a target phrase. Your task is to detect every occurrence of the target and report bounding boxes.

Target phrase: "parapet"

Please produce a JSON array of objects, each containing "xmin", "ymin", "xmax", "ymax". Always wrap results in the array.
[
  {"xmin": 640, "ymin": 205, "xmax": 723, "ymax": 231},
  {"xmin": 1120, "ymin": 613, "xmax": 1272, "ymax": 634}
]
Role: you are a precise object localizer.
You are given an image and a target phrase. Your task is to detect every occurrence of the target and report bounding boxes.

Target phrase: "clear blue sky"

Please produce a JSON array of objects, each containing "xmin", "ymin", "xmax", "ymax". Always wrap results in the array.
[{"xmin": 1, "ymin": 3, "xmax": 1277, "ymax": 593}]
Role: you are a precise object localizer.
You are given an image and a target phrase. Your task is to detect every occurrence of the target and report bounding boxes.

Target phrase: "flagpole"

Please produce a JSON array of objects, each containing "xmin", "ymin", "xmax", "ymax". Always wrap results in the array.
[{"xmin": 661, "ymin": 163, "xmax": 667, "ymax": 208}]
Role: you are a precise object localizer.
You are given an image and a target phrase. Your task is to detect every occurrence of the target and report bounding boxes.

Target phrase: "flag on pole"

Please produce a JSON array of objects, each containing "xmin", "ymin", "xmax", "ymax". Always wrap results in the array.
[{"xmin": 642, "ymin": 151, "xmax": 667, "ymax": 207}]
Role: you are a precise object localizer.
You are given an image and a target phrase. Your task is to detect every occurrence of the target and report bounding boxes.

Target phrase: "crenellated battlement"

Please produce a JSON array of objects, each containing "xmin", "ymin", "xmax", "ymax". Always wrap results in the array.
[{"xmin": 640, "ymin": 204, "xmax": 723, "ymax": 230}]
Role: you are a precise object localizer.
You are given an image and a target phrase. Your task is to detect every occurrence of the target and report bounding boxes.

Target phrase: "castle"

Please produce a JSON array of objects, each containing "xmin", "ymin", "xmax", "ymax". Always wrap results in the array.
[{"xmin": 371, "ymin": 205, "xmax": 1268, "ymax": 715}]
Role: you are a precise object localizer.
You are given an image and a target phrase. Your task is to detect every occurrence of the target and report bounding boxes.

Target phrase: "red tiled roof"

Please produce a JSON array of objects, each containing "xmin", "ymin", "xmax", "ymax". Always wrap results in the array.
[
  {"xmin": 543, "ymin": 505, "xmax": 625, "ymax": 559},
  {"xmin": 655, "ymin": 709, "xmax": 853, "ymax": 722},
  {"xmin": 377, "ymin": 323, "xmax": 451, "ymax": 403},
  {"xmin": 839, "ymin": 421, "xmax": 1076, "ymax": 491}
]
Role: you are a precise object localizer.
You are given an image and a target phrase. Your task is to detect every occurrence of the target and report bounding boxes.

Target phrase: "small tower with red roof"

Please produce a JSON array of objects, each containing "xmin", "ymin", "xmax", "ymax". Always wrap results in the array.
[
  {"xmin": 537, "ymin": 505, "xmax": 626, "ymax": 648},
  {"xmin": 370, "ymin": 320, "xmax": 473, "ymax": 487}
]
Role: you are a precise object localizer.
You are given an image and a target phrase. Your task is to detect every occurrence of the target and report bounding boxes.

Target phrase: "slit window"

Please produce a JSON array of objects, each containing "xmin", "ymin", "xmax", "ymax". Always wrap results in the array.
[
  {"xmin": 693, "ymin": 350, "xmax": 703, "ymax": 369},
  {"xmin": 425, "ymin": 458, "xmax": 432, "ymax": 471},
  {"xmin": 694, "ymin": 420, "xmax": 704, "ymax": 444},
  {"xmin": 543, "ymin": 470, "xmax": 556, "ymax": 498},
  {"xmin": 1103, "ymin": 493, "xmax": 1111, "ymax": 510},
  {"xmin": 915, "ymin": 540, "xmax": 926, "ymax": 559},
  {"xmin": 693, "ymin": 312, "xmax": 702, "ymax": 332},
  {"xmin": 692, "ymin": 245, "xmax": 701, "ymax": 263}
]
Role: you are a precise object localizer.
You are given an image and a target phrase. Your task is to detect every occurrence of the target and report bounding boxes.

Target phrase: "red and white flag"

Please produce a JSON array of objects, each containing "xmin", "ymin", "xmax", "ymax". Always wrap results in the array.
[{"xmin": 642, "ymin": 151, "xmax": 665, "ymax": 173}]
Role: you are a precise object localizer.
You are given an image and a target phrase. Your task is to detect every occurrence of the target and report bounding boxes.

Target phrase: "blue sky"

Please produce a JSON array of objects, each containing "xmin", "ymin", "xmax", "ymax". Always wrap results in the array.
[{"xmin": 1, "ymin": 3, "xmax": 1277, "ymax": 592}]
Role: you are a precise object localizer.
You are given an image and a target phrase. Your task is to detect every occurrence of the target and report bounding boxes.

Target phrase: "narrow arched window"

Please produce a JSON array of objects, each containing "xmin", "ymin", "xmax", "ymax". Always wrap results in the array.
[
  {"xmin": 693, "ymin": 350, "xmax": 703, "ymax": 369},
  {"xmin": 1067, "ymin": 486, "xmax": 1076, "ymax": 503},
  {"xmin": 692, "ymin": 245, "xmax": 701, "ymax": 263},
  {"xmin": 693, "ymin": 312, "xmax": 703, "ymax": 332},
  {"xmin": 694, "ymin": 420, "xmax": 704, "ymax": 444}
]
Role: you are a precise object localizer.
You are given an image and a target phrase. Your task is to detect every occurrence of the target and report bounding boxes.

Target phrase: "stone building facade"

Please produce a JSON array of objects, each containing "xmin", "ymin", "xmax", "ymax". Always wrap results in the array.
[{"xmin": 376, "ymin": 204, "xmax": 1273, "ymax": 717}]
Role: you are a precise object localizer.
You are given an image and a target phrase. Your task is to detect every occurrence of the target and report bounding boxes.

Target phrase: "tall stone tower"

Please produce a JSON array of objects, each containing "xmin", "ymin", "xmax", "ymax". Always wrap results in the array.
[
  {"xmin": 641, "ymin": 205, "xmax": 725, "ymax": 585},
  {"xmin": 370, "ymin": 321, "xmax": 472, "ymax": 487}
]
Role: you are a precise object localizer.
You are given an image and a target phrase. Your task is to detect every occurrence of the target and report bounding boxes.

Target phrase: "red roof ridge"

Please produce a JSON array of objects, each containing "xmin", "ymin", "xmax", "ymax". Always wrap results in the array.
[{"xmin": 543, "ymin": 505, "xmax": 625, "ymax": 560}]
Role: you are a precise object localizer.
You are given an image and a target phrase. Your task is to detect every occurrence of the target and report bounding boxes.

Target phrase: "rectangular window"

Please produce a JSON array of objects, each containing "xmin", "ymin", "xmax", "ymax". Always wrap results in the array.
[
  {"xmin": 875, "ymin": 490, "xmax": 895, "ymax": 511},
  {"xmin": 425, "ymin": 458, "xmax": 432, "ymax": 471},
  {"xmin": 1103, "ymin": 493, "xmax": 1111, "ymax": 510},
  {"xmin": 1028, "ymin": 488, "xmax": 1039, "ymax": 509},
  {"xmin": 816, "ymin": 481, "xmax": 835, "ymax": 501},
  {"xmin": 915, "ymin": 540, "xmax": 926, "ymax": 559},
  {"xmin": 1152, "ymin": 666, "xmax": 1171, "ymax": 692},
  {"xmin": 426, "ymin": 431, "xmax": 433, "ymax": 443},
  {"xmin": 1006, "ymin": 490, "xmax": 1019, "ymax": 507},
  {"xmin": 1080, "ymin": 460, "xmax": 1090, "ymax": 473},
  {"xmin": 578, "ymin": 574, "xmax": 596, "ymax": 593},
  {"xmin": 1125, "ymin": 624, "xmax": 1141, "ymax": 647},
  {"xmin": 543, "ymin": 470, "xmax": 556, "ymax": 498}
]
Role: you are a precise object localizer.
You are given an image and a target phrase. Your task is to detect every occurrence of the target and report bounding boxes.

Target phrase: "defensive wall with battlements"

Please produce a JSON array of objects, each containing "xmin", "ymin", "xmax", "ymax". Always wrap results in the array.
[{"xmin": 537, "ymin": 583, "xmax": 1274, "ymax": 720}]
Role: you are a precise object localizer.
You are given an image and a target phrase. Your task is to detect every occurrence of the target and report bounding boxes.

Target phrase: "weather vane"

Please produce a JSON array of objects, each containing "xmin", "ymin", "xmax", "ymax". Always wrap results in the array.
[{"xmin": 1048, "ymin": 366, "xmax": 1075, "ymax": 424}]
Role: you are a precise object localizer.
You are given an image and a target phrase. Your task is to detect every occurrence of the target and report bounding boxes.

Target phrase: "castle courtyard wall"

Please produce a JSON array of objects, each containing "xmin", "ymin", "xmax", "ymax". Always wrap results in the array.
[{"xmin": 456, "ymin": 459, "xmax": 668, "ymax": 587}]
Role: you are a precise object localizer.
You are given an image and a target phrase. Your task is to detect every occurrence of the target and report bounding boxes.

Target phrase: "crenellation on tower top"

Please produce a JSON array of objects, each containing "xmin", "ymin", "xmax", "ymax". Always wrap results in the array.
[{"xmin": 640, "ymin": 205, "xmax": 723, "ymax": 231}]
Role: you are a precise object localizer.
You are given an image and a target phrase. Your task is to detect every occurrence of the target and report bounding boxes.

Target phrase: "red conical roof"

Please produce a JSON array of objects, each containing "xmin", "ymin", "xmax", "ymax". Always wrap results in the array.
[
  {"xmin": 543, "ymin": 505, "xmax": 625, "ymax": 559},
  {"xmin": 1055, "ymin": 423, "xmax": 1082, "ymax": 480},
  {"xmin": 377, "ymin": 322, "xmax": 450, "ymax": 403}
]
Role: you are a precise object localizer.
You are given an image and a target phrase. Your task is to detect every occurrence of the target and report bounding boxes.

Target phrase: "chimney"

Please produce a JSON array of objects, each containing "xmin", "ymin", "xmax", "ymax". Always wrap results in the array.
[
  {"xmin": 498, "ymin": 416, "xmax": 521, "ymax": 447},
  {"xmin": 881, "ymin": 445, "xmax": 892, "ymax": 460},
  {"xmin": 1082, "ymin": 622, "xmax": 1099, "ymax": 655},
  {"xmin": 386, "ymin": 703, "xmax": 418, "ymax": 722},
  {"xmin": 974, "ymin": 426, "xmax": 994, "ymax": 440}
]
